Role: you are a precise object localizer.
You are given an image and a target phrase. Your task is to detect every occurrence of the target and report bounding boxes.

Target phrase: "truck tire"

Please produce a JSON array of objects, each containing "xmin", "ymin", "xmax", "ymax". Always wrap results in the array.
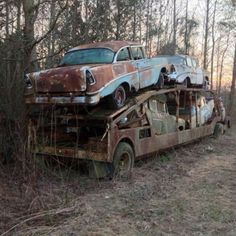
[
  {"xmin": 213, "ymin": 123, "xmax": 224, "ymax": 138},
  {"xmin": 183, "ymin": 78, "xmax": 191, "ymax": 88},
  {"xmin": 110, "ymin": 142, "xmax": 134, "ymax": 179}
]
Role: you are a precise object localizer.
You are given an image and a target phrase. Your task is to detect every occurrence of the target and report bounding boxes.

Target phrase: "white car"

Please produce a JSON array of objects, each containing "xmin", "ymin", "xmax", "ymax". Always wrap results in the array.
[
  {"xmin": 155, "ymin": 55, "xmax": 209, "ymax": 88},
  {"xmin": 190, "ymin": 95, "xmax": 215, "ymax": 128}
]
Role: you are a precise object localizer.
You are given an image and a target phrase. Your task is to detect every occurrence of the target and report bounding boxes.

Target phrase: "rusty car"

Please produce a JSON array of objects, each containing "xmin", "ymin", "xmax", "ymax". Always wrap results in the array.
[
  {"xmin": 24, "ymin": 41, "xmax": 166, "ymax": 109},
  {"xmin": 154, "ymin": 55, "xmax": 209, "ymax": 88},
  {"xmin": 27, "ymin": 87, "xmax": 227, "ymax": 178}
]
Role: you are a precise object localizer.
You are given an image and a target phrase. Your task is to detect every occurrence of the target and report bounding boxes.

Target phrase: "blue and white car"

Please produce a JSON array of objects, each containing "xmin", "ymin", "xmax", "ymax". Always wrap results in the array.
[{"xmin": 154, "ymin": 55, "xmax": 209, "ymax": 88}]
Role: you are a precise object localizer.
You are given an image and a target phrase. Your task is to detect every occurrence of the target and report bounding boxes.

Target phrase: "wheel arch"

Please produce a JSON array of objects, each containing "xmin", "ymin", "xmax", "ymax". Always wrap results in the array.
[
  {"xmin": 112, "ymin": 137, "xmax": 135, "ymax": 161},
  {"xmin": 184, "ymin": 77, "xmax": 191, "ymax": 86},
  {"xmin": 160, "ymin": 67, "xmax": 167, "ymax": 73},
  {"xmin": 120, "ymin": 82, "xmax": 130, "ymax": 92},
  {"xmin": 186, "ymin": 76, "xmax": 191, "ymax": 82}
]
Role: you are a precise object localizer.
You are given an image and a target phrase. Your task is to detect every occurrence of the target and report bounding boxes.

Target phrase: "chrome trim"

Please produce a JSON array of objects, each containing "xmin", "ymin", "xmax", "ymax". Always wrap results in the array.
[{"xmin": 25, "ymin": 93, "xmax": 100, "ymax": 105}]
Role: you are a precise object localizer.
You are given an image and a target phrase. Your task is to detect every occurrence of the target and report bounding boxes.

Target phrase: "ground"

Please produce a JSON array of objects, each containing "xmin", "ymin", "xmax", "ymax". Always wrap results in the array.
[{"xmin": 0, "ymin": 125, "xmax": 236, "ymax": 236}]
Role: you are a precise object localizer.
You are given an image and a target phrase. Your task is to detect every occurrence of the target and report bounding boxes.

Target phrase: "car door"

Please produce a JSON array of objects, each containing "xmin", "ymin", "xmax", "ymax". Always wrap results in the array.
[
  {"xmin": 114, "ymin": 47, "xmax": 140, "ymax": 91},
  {"xmin": 130, "ymin": 46, "xmax": 155, "ymax": 89}
]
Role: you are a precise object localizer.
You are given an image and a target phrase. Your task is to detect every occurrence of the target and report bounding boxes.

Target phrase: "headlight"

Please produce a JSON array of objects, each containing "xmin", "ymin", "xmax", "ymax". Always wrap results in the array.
[
  {"xmin": 24, "ymin": 74, "xmax": 33, "ymax": 88},
  {"xmin": 86, "ymin": 70, "xmax": 96, "ymax": 85}
]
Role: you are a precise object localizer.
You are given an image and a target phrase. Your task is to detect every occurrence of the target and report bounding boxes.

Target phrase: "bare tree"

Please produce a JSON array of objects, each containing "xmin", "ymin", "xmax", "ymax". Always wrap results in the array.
[
  {"xmin": 173, "ymin": 0, "xmax": 177, "ymax": 54},
  {"xmin": 203, "ymin": 0, "xmax": 210, "ymax": 70},
  {"xmin": 227, "ymin": 42, "xmax": 236, "ymax": 116},
  {"xmin": 210, "ymin": 0, "xmax": 217, "ymax": 90},
  {"xmin": 218, "ymin": 35, "xmax": 230, "ymax": 95}
]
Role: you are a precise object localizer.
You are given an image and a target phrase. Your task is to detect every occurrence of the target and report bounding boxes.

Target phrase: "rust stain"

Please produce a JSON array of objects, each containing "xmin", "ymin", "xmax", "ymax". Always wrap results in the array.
[{"xmin": 36, "ymin": 66, "xmax": 86, "ymax": 93}]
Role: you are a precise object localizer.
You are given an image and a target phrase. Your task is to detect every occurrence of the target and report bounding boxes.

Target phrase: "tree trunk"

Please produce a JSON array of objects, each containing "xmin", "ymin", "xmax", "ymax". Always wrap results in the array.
[
  {"xmin": 132, "ymin": 1, "xmax": 136, "ymax": 41},
  {"xmin": 210, "ymin": 0, "xmax": 217, "ymax": 90},
  {"xmin": 46, "ymin": 0, "xmax": 56, "ymax": 68},
  {"xmin": 218, "ymin": 36, "xmax": 230, "ymax": 95},
  {"xmin": 22, "ymin": 0, "xmax": 39, "ymax": 71},
  {"xmin": 16, "ymin": 0, "xmax": 21, "ymax": 31},
  {"xmin": 173, "ymin": 0, "xmax": 177, "ymax": 54},
  {"xmin": 227, "ymin": 43, "xmax": 236, "ymax": 117},
  {"xmin": 215, "ymin": 37, "xmax": 221, "ymax": 93},
  {"xmin": 184, "ymin": 0, "xmax": 188, "ymax": 54},
  {"xmin": 203, "ymin": 0, "xmax": 210, "ymax": 70},
  {"xmin": 5, "ymin": 0, "xmax": 9, "ymax": 37},
  {"xmin": 145, "ymin": 0, "xmax": 150, "ymax": 51}
]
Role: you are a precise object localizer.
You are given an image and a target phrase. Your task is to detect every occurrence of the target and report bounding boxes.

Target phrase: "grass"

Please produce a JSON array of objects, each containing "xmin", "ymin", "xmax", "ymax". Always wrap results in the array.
[
  {"xmin": 1, "ymin": 123, "xmax": 236, "ymax": 235},
  {"xmin": 201, "ymin": 203, "xmax": 235, "ymax": 223}
]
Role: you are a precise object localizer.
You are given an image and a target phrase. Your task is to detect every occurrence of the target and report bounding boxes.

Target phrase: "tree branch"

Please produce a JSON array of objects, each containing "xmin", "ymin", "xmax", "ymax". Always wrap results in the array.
[{"xmin": 31, "ymin": 0, "xmax": 68, "ymax": 48}]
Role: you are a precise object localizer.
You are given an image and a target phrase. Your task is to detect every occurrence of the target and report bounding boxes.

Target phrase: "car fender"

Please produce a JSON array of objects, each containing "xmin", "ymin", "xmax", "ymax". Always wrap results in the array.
[
  {"xmin": 169, "ymin": 64, "xmax": 192, "ymax": 83},
  {"xmin": 97, "ymin": 72, "xmax": 140, "ymax": 98}
]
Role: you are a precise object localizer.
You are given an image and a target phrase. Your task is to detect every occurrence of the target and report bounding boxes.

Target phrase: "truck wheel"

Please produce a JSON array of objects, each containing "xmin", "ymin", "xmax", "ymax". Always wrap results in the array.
[
  {"xmin": 183, "ymin": 78, "xmax": 190, "ymax": 88},
  {"xmin": 108, "ymin": 85, "xmax": 126, "ymax": 109},
  {"xmin": 111, "ymin": 142, "xmax": 134, "ymax": 179},
  {"xmin": 213, "ymin": 123, "xmax": 224, "ymax": 138}
]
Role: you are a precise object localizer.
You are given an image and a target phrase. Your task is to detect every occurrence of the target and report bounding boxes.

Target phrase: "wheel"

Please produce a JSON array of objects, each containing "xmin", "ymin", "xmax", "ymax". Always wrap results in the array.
[
  {"xmin": 110, "ymin": 142, "xmax": 134, "ymax": 179},
  {"xmin": 202, "ymin": 80, "xmax": 206, "ymax": 89},
  {"xmin": 213, "ymin": 123, "xmax": 224, "ymax": 138},
  {"xmin": 108, "ymin": 85, "xmax": 127, "ymax": 109},
  {"xmin": 183, "ymin": 78, "xmax": 190, "ymax": 88},
  {"xmin": 155, "ymin": 72, "xmax": 164, "ymax": 89}
]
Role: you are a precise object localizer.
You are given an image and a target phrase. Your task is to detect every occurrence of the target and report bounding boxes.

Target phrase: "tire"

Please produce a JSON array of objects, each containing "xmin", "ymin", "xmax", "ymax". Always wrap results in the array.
[
  {"xmin": 183, "ymin": 78, "xmax": 190, "ymax": 88},
  {"xmin": 201, "ymin": 80, "xmax": 205, "ymax": 89},
  {"xmin": 108, "ymin": 85, "xmax": 127, "ymax": 109},
  {"xmin": 110, "ymin": 142, "xmax": 134, "ymax": 179},
  {"xmin": 155, "ymin": 72, "xmax": 164, "ymax": 89},
  {"xmin": 213, "ymin": 123, "xmax": 224, "ymax": 138}
]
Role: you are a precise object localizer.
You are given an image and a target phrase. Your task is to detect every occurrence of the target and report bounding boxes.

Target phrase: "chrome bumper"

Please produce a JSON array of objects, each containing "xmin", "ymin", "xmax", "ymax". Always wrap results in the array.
[{"xmin": 25, "ymin": 93, "xmax": 100, "ymax": 105}]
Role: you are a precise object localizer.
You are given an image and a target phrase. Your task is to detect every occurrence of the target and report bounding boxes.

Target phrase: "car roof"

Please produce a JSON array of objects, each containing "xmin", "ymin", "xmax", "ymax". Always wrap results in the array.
[
  {"xmin": 68, "ymin": 41, "xmax": 142, "ymax": 53},
  {"xmin": 156, "ymin": 54, "xmax": 188, "ymax": 59},
  {"xmin": 156, "ymin": 54, "xmax": 199, "ymax": 60}
]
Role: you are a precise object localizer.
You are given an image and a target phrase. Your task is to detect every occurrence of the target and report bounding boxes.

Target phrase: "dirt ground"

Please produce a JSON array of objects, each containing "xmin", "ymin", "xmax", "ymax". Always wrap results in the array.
[{"xmin": 0, "ymin": 125, "xmax": 236, "ymax": 236}]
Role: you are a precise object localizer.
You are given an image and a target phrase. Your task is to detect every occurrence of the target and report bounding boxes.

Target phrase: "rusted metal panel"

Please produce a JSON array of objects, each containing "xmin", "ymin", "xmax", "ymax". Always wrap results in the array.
[
  {"xmin": 36, "ymin": 146, "xmax": 107, "ymax": 162},
  {"xmin": 87, "ymin": 63, "xmax": 137, "ymax": 94},
  {"xmin": 27, "ymin": 88, "xmax": 224, "ymax": 167},
  {"xmin": 35, "ymin": 66, "xmax": 86, "ymax": 93}
]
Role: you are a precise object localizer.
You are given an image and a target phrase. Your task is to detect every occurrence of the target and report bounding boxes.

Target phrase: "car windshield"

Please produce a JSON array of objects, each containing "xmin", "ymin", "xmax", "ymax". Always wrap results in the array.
[
  {"xmin": 59, "ymin": 48, "xmax": 115, "ymax": 66},
  {"xmin": 155, "ymin": 56, "xmax": 186, "ymax": 65},
  {"xmin": 166, "ymin": 56, "xmax": 186, "ymax": 64}
]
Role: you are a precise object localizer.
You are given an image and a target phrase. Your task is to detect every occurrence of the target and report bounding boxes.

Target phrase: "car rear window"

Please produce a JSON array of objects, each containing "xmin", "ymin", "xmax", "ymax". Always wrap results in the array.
[{"xmin": 60, "ymin": 48, "xmax": 115, "ymax": 65}]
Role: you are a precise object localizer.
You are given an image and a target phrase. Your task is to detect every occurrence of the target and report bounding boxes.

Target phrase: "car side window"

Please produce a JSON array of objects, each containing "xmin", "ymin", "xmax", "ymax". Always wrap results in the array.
[
  {"xmin": 117, "ymin": 47, "xmax": 130, "ymax": 61},
  {"xmin": 186, "ymin": 57, "xmax": 192, "ymax": 67},
  {"xmin": 131, "ymin": 47, "xmax": 145, "ymax": 60},
  {"xmin": 192, "ymin": 59, "xmax": 197, "ymax": 68},
  {"xmin": 179, "ymin": 59, "xmax": 185, "ymax": 65},
  {"xmin": 183, "ymin": 59, "xmax": 187, "ymax": 65}
]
